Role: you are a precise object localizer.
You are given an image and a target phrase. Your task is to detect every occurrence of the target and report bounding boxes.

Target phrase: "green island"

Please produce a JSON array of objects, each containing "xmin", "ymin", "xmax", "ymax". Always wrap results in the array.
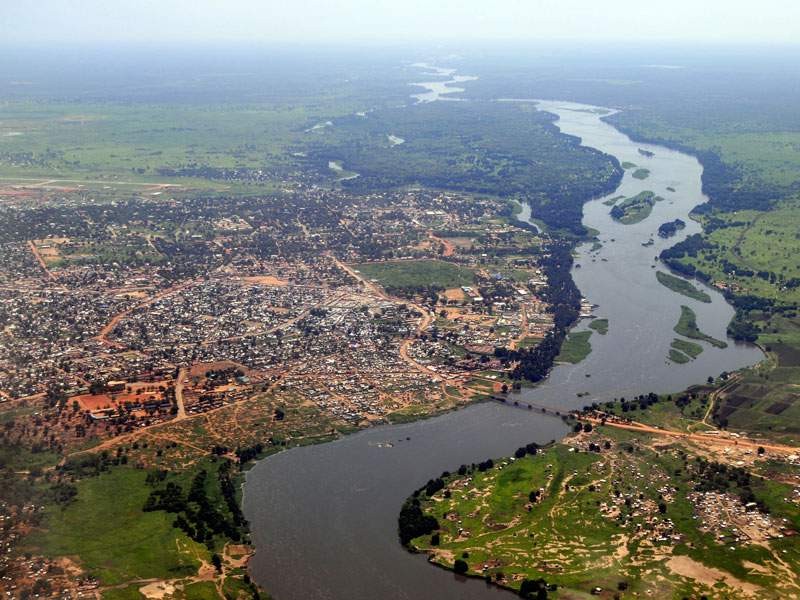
[
  {"xmin": 668, "ymin": 348, "xmax": 691, "ymax": 363},
  {"xmin": 632, "ymin": 168, "xmax": 651, "ymax": 180},
  {"xmin": 674, "ymin": 305, "xmax": 728, "ymax": 348},
  {"xmin": 656, "ymin": 271, "xmax": 712, "ymax": 303},
  {"xmin": 402, "ymin": 422, "xmax": 800, "ymax": 598},
  {"xmin": 588, "ymin": 318, "xmax": 609, "ymax": 335},
  {"xmin": 609, "ymin": 191, "xmax": 662, "ymax": 225},
  {"xmin": 556, "ymin": 330, "xmax": 593, "ymax": 363},
  {"xmin": 671, "ymin": 338, "xmax": 704, "ymax": 361},
  {"xmin": 621, "ymin": 161, "xmax": 637, "ymax": 169}
]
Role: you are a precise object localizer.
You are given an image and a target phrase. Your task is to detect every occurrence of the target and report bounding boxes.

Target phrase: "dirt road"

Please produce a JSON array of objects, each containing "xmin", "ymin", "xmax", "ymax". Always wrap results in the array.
[
  {"xmin": 28, "ymin": 240, "xmax": 56, "ymax": 280},
  {"xmin": 587, "ymin": 414, "xmax": 800, "ymax": 456}
]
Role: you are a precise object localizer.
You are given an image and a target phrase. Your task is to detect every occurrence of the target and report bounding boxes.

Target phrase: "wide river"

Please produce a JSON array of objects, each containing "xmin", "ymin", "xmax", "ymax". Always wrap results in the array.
[{"xmin": 243, "ymin": 99, "xmax": 763, "ymax": 600}]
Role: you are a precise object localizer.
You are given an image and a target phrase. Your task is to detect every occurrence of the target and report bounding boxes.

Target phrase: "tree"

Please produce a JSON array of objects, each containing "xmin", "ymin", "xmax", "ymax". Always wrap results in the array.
[
  {"xmin": 211, "ymin": 553, "xmax": 222, "ymax": 572},
  {"xmin": 454, "ymin": 559, "xmax": 468, "ymax": 575}
]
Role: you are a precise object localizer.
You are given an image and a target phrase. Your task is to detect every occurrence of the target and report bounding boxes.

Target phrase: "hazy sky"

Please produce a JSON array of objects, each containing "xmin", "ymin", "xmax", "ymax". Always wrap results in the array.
[{"xmin": 2, "ymin": 0, "xmax": 799, "ymax": 44}]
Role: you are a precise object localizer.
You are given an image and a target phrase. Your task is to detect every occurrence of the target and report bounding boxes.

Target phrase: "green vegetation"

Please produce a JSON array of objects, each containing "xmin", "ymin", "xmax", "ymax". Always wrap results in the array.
[
  {"xmin": 671, "ymin": 338, "xmax": 703, "ymax": 359},
  {"xmin": 352, "ymin": 260, "xmax": 475, "ymax": 292},
  {"xmin": 311, "ymin": 101, "xmax": 621, "ymax": 234},
  {"xmin": 656, "ymin": 271, "xmax": 712, "ymax": 303},
  {"xmin": 602, "ymin": 194, "xmax": 625, "ymax": 206},
  {"xmin": 632, "ymin": 168, "xmax": 651, "ymax": 180},
  {"xmin": 405, "ymin": 426, "xmax": 800, "ymax": 597},
  {"xmin": 556, "ymin": 330, "xmax": 592, "ymax": 363},
  {"xmin": 674, "ymin": 305, "xmax": 727, "ymax": 348},
  {"xmin": 664, "ymin": 198, "xmax": 800, "ymax": 307},
  {"xmin": 669, "ymin": 348, "xmax": 691, "ymax": 364},
  {"xmin": 101, "ymin": 587, "xmax": 147, "ymax": 600},
  {"xmin": 183, "ymin": 582, "xmax": 220, "ymax": 600},
  {"xmin": 588, "ymin": 318, "xmax": 608, "ymax": 335},
  {"xmin": 621, "ymin": 161, "xmax": 637, "ymax": 169},
  {"xmin": 609, "ymin": 191, "xmax": 661, "ymax": 224},
  {"xmin": 603, "ymin": 391, "xmax": 713, "ymax": 432},
  {"xmin": 25, "ymin": 468, "xmax": 204, "ymax": 585}
]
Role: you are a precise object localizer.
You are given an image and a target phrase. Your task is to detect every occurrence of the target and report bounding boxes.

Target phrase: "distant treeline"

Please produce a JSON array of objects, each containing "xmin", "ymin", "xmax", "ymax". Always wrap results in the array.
[{"xmin": 308, "ymin": 102, "xmax": 622, "ymax": 236}]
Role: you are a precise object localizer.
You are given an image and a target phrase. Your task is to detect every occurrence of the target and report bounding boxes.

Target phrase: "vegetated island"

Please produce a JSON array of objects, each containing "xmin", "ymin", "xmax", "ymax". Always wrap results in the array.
[
  {"xmin": 621, "ymin": 161, "xmax": 637, "ymax": 169},
  {"xmin": 674, "ymin": 305, "xmax": 727, "ymax": 348},
  {"xmin": 588, "ymin": 318, "xmax": 609, "ymax": 335},
  {"xmin": 657, "ymin": 218, "xmax": 686, "ymax": 238},
  {"xmin": 669, "ymin": 337, "xmax": 704, "ymax": 363},
  {"xmin": 602, "ymin": 194, "xmax": 625, "ymax": 207},
  {"xmin": 556, "ymin": 330, "xmax": 592, "ymax": 363},
  {"xmin": 656, "ymin": 271, "xmax": 711, "ymax": 303},
  {"xmin": 638, "ymin": 148, "xmax": 655, "ymax": 158},
  {"xmin": 632, "ymin": 168, "xmax": 651, "ymax": 180},
  {"xmin": 609, "ymin": 191, "xmax": 662, "ymax": 225},
  {"xmin": 399, "ymin": 420, "xmax": 800, "ymax": 598}
]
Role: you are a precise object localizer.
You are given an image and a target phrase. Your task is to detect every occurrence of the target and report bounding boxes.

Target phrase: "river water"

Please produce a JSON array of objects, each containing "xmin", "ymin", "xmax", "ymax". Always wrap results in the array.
[
  {"xmin": 409, "ymin": 62, "xmax": 478, "ymax": 103},
  {"xmin": 243, "ymin": 98, "xmax": 763, "ymax": 600}
]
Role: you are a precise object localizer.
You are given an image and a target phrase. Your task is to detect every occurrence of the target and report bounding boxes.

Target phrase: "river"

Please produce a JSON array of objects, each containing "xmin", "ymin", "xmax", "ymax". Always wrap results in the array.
[
  {"xmin": 243, "ymin": 97, "xmax": 763, "ymax": 599},
  {"xmin": 409, "ymin": 62, "xmax": 478, "ymax": 103}
]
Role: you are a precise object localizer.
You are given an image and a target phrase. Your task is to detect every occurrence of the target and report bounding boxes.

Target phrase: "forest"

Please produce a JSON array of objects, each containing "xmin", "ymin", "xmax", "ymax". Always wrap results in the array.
[{"xmin": 307, "ymin": 101, "xmax": 622, "ymax": 235}]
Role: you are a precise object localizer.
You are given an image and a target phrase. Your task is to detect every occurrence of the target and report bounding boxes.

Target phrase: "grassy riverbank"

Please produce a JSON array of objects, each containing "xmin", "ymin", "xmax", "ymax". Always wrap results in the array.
[{"xmin": 403, "ymin": 425, "xmax": 800, "ymax": 598}]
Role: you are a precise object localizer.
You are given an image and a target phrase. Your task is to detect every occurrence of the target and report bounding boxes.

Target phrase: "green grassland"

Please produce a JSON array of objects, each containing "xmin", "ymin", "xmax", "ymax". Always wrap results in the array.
[
  {"xmin": 610, "ymin": 191, "xmax": 661, "ymax": 225},
  {"xmin": 602, "ymin": 390, "xmax": 713, "ymax": 433},
  {"xmin": 0, "ymin": 102, "xmax": 311, "ymax": 184},
  {"xmin": 588, "ymin": 318, "xmax": 608, "ymax": 335},
  {"xmin": 25, "ymin": 468, "xmax": 205, "ymax": 585},
  {"xmin": 352, "ymin": 259, "xmax": 475, "ymax": 291},
  {"xmin": 656, "ymin": 271, "xmax": 711, "ymax": 303},
  {"xmin": 556, "ymin": 330, "xmax": 592, "ymax": 363},
  {"xmin": 671, "ymin": 198, "xmax": 800, "ymax": 306},
  {"xmin": 674, "ymin": 305, "xmax": 727, "ymax": 349},
  {"xmin": 407, "ymin": 426, "xmax": 800, "ymax": 598}
]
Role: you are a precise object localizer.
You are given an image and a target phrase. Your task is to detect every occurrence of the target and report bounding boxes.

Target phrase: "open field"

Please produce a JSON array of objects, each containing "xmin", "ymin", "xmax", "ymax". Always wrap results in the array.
[
  {"xmin": 352, "ymin": 259, "xmax": 476, "ymax": 291},
  {"xmin": 656, "ymin": 271, "xmax": 711, "ymax": 303},
  {"xmin": 25, "ymin": 468, "xmax": 204, "ymax": 585},
  {"xmin": 668, "ymin": 197, "xmax": 800, "ymax": 306}
]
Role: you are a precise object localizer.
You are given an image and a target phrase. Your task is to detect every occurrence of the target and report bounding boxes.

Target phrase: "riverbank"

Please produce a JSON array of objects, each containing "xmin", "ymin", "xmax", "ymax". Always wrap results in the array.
[
  {"xmin": 243, "ymin": 99, "xmax": 763, "ymax": 600},
  {"xmin": 403, "ymin": 418, "xmax": 800, "ymax": 598}
]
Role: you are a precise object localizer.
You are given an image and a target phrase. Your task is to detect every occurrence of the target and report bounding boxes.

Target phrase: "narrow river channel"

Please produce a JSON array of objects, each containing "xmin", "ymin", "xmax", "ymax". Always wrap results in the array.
[{"xmin": 243, "ymin": 94, "xmax": 764, "ymax": 599}]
